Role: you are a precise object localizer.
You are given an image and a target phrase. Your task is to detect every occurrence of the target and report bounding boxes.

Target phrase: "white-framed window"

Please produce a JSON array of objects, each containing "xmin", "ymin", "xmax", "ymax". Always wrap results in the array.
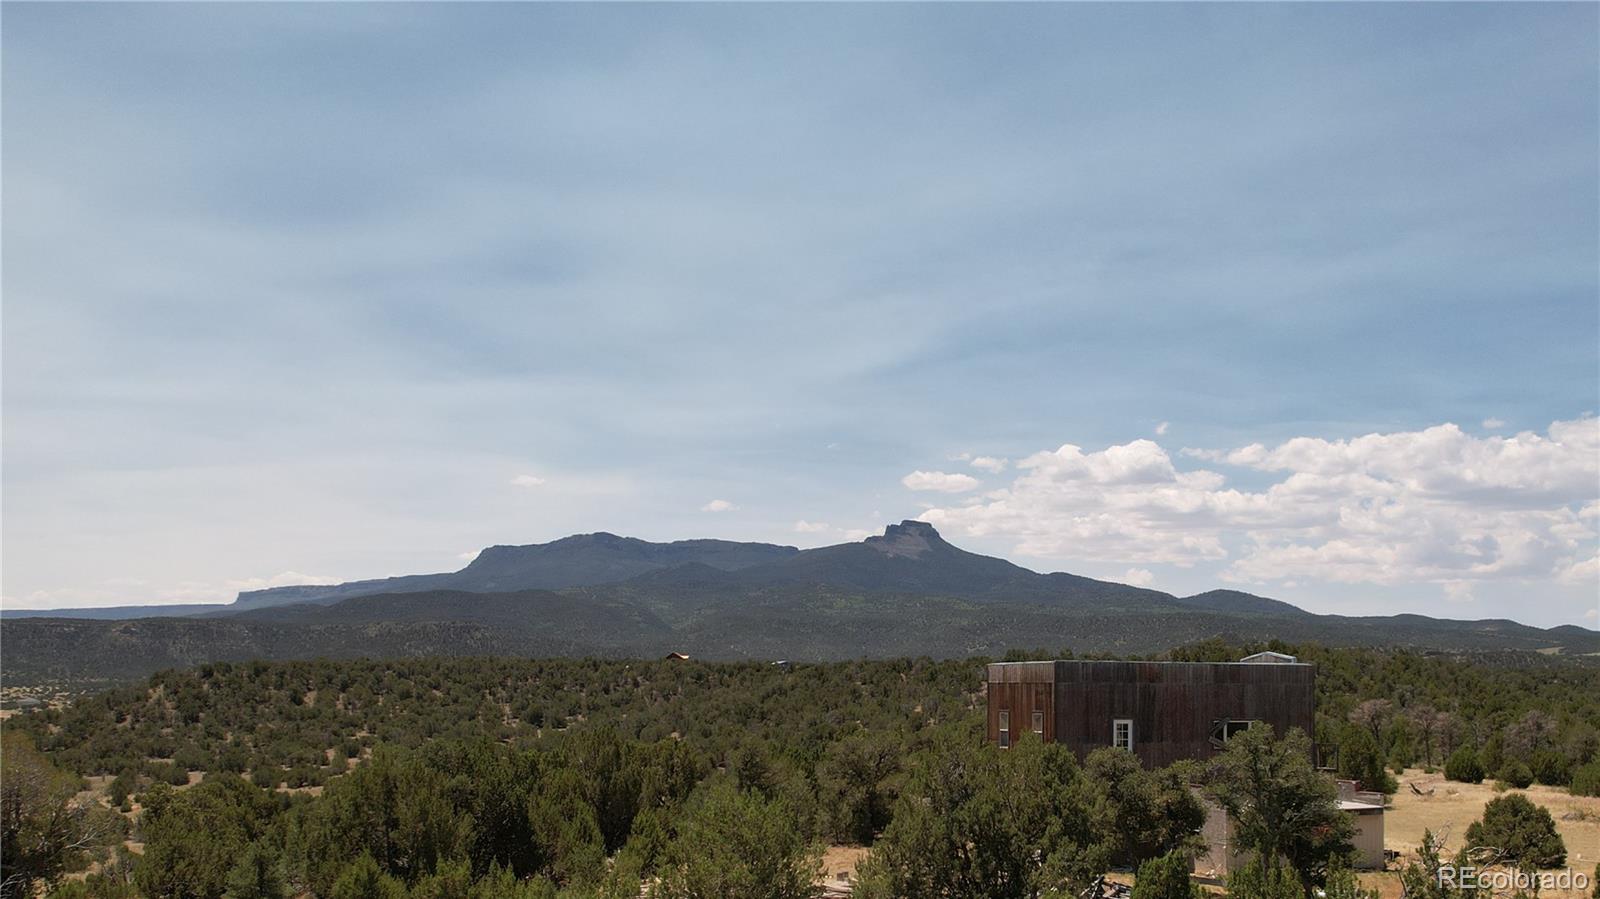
[
  {"xmin": 1113, "ymin": 718, "xmax": 1134, "ymax": 752},
  {"xmin": 998, "ymin": 710, "xmax": 1011, "ymax": 749},
  {"xmin": 1032, "ymin": 710, "xmax": 1045, "ymax": 735}
]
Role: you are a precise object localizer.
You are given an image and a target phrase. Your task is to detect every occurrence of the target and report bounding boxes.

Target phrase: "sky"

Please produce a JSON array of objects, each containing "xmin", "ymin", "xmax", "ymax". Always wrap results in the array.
[{"xmin": 3, "ymin": 4, "xmax": 1597, "ymax": 628}]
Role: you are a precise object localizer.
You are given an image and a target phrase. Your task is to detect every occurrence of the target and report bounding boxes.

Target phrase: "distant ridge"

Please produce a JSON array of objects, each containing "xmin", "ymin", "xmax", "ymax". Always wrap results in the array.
[
  {"xmin": 3, "ymin": 521, "xmax": 1595, "ymax": 684},
  {"xmin": 1177, "ymin": 589, "xmax": 1312, "ymax": 618},
  {"xmin": 231, "ymin": 533, "xmax": 800, "ymax": 608}
]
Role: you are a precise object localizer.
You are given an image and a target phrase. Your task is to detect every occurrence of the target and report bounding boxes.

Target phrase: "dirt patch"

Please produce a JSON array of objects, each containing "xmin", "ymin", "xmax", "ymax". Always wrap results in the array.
[{"xmin": 818, "ymin": 845, "xmax": 869, "ymax": 888}]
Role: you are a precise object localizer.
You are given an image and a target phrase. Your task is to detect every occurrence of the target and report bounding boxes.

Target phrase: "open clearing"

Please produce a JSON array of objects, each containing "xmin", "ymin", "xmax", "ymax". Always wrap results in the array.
[{"xmin": 1357, "ymin": 767, "xmax": 1599, "ymax": 899}]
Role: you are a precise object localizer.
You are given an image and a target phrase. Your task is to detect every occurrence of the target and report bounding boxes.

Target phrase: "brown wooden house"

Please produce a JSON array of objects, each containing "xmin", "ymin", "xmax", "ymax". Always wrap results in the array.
[{"xmin": 985, "ymin": 657, "xmax": 1316, "ymax": 768}]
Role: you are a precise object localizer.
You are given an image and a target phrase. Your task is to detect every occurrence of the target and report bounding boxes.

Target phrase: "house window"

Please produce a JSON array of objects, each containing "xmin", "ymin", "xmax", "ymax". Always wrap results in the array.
[
  {"xmin": 1032, "ymin": 710, "xmax": 1045, "ymax": 735},
  {"xmin": 998, "ymin": 710, "xmax": 1010, "ymax": 749},
  {"xmin": 1209, "ymin": 719, "xmax": 1258, "ymax": 748},
  {"xmin": 1113, "ymin": 718, "xmax": 1134, "ymax": 752}
]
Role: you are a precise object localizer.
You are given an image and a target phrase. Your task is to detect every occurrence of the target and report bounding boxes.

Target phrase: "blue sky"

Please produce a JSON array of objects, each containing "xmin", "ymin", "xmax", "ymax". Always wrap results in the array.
[{"xmin": 4, "ymin": 4, "xmax": 1597, "ymax": 627}]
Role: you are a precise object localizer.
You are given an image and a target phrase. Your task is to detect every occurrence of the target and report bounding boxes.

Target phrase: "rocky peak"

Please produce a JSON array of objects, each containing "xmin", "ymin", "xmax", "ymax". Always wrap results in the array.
[{"xmin": 863, "ymin": 520, "xmax": 946, "ymax": 558}]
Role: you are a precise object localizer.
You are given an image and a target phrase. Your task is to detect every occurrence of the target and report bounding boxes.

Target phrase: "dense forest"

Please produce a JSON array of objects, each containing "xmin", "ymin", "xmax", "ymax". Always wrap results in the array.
[{"xmin": 3, "ymin": 642, "xmax": 1598, "ymax": 899}]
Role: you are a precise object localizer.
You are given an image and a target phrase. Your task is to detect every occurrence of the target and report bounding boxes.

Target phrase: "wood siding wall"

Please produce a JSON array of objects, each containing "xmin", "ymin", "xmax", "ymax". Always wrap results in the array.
[
  {"xmin": 986, "ymin": 662, "xmax": 1056, "ymax": 746},
  {"xmin": 986, "ymin": 660, "xmax": 1315, "ymax": 768}
]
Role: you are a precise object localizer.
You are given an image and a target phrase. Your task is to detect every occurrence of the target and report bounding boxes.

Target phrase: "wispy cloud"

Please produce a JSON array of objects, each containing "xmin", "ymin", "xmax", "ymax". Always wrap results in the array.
[
  {"xmin": 902, "ymin": 471, "xmax": 981, "ymax": 493},
  {"xmin": 2, "ymin": 4, "xmax": 1594, "ymax": 626}
]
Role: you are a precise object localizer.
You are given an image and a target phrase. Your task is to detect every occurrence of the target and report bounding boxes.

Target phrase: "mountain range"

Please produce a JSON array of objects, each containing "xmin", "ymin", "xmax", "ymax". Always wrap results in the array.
[{"xmin": 3, "ymin": 521, "xmax": 1595, "ymax": 685}]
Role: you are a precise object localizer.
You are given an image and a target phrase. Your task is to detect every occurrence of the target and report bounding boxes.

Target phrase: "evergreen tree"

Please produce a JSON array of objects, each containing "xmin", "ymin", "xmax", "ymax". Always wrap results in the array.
[
  {"xmin": 1131, "ymin": 850, "xmax": 1203, "ymax": 899},
  {"xmin": 222, "ymin": 842, "xmax": 287, "ymax": 899},
  {"xmin": 1465, "ymin": 794, "xmax": 1566, "ymax": 868},
  {"xmin": 1203, "ymin": 726, "xmax": 1353, "ymax": 897},
  {"xmin": 329, "ymin": 855, "xmax": 405, "ymax": 899},
  {"xmin": 855, "ymin": 734, "xmax": 1105, "ymax": 899},
  {"xmin": 654, "ymin": 779, "xmax": 818, "ymax": 899}
]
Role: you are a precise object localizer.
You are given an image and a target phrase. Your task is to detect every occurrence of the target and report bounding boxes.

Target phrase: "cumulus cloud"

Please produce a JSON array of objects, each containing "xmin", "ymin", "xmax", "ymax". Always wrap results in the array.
[
  {"xmin": 921, "ymin": 417, "xmax": 1600, "ymax": 593},
  {"xmin": 510, "ymin": 474, "xmax": 546, "ymax": 488},
  {"xmin": 902, "ymin": 470, "xmax": 981, "ymax": 493},
  {"xmin": 969, "ymin": 456, "xmax": 1009, "ymax": 474},
  {"xmin": 701, "ymin": 499, "xmax": 737, "ymax": 513},
  {"xmin": 1122, "ymin": 568, "xmax": 1155, "ymax": 587},
  {"xmin": 1483, "ymin": 418, "xmax": 1506, "ymax": 429},
  {"xmin": 793, "ymin": 519, "xmax": 832, "ymax": 533},
  {"xmin": 1155, "ymin": 422, "xmax": 1170, "ymax": 436}
]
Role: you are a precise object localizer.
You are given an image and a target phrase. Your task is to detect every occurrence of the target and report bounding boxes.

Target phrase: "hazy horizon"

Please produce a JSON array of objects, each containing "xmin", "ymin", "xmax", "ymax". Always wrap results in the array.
[{"xmin": 4, "ymin": 4, "xmax": 1597, "ymax": 628}]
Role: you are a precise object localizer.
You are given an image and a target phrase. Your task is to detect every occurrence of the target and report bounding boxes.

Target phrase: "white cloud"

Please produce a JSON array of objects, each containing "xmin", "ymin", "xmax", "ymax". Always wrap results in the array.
[
  {"xmin": 1586, "ymin": 607, "xmax": 1598, "ymax": 622},
  {"xmin": 1483, "ymin": 418, "xmax": 1506, "ymax": 429},
  {"xmin": 902, "ymin": 470, "xmax": 981, "ymax": 493},
  {"xmin": 700, "ymin": 499, "xmax": 737, "ymax": 513},
  {"xmin": 1122, "ymin": 568, "xmax": 1155, "ymax": 587},
  {"xmin": 1155, "ymin": 421, "xmax": 1170, "ymax": 436},
  {"xmin": 1558, "ymin": 553, "xmax": 1599, "ymax": 586},
  {"xmin": 510, "ymin": 474, "xmax": 546, "ymax": 488},
  {"xmin": 842, "ymin": 528, "xmax": 875, "ymax": 541},
  {"xmin": 969, "ymin": 456, "xmax": 1009, "ymax": 474},
  {"xmin": 921, "ymin": 417, "xmax": 1600, "ymax": 592},
  {"xmin": 457, "ymin": 549, "xmax": 481, "ymax": 562},
  {"xmin": 793, "ymin": 519, "xmax": 832, "ymax": 533},
  {"xmin": 226, "ymin": 571, "xmax": 341, "ymax": 591}
]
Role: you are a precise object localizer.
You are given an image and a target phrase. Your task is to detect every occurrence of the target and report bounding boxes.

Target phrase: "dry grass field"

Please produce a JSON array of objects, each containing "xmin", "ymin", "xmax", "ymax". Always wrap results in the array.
[{"xmin": 1356, "ymin": 767, "xmax": 1599, "ymax": 899}]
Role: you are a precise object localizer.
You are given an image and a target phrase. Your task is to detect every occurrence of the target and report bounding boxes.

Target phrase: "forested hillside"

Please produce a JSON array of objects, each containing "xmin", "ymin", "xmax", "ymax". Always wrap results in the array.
[
  {"xmin": 7, "ymin": 589, "xmax": 1596, "ymax": 688},
  {"xmin": 4, "ymin": 643, "xmax": 1598, "ymax": 899}
]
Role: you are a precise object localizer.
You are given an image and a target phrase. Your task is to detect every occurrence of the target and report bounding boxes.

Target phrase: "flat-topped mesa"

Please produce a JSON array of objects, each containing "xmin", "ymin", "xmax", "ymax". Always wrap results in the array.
[{"xmin": 863, "ymin": 520, "xmax": 946, "ymax": 558}]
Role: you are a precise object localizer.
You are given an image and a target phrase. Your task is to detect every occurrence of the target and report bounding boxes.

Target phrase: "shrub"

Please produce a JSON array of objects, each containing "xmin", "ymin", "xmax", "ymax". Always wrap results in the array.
[
  {"xmin": 1445, "ymin": 747, "xmax": 1484, "ymax": 784},
  {"xmin": 1323, "ymin": 861, "xmax": 1380, "ymax": 899},
  {"xmin": 1132, "ymin": 850, "xmax": 1203, "ymax": 899},
  {"xmin": 1338, "ymin": 728, "xmax": 1397, "ymax": 794},
  {"xmin": 106, "ymin": 771, "xmax": 137, "ymax": 807},
  {"xmin": 1531, "ymin": 750, "xmax": 1571, "ymax": 787},
  {"xmin": 1464, "ymin": 793, "xmax": 1566, "ymax": 868},
  {"xmin": 1226, "ymin": 859, "xmax": 1302, "ymax": 899},
  {"xmin": 1571, "ymin": 761, "xmax": 1600, "ymax": 797},
  {"xmin": 1496, "ymin": 761, "xmax": 1534, "ymax": 790},
  {"xmin": 329, "ymin": 854, "xmax": 404, "ymax": 899}
]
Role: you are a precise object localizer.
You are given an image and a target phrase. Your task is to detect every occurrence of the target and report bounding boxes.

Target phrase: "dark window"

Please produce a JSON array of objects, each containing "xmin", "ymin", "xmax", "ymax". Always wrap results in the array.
[
  {"xmin": 999, "ymin": 710, "xmax": 1011, "ymax": 749},
  {"xmin": 1209, "ymin": 719, "xmax": 1258, "ymax": 748},
  {"xmin": 1032, "ymin": 710, "xmax": 1044, "ymax": 735}
]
